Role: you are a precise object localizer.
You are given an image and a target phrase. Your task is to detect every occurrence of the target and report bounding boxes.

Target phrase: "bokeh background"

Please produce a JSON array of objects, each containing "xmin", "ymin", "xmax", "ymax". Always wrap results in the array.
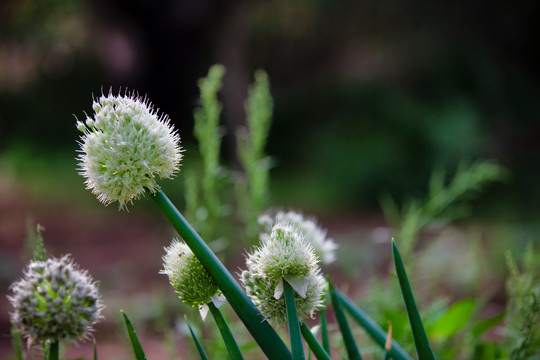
[{"xmin": 1, "ymin": 0, "xmax": 539, "ymax": 358}]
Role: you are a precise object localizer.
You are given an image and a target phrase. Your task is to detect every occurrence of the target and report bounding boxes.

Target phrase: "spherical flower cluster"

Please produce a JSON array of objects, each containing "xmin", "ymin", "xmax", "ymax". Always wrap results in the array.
[
  {"xmin": 160, "ymin": 240, "xmax": 223, "ymax": 318},
  {"xmin": 8, "ymin": 255, "xmax": 103, "ymax": 345},
  {"xmin": 259, "ymin": 210, "xmax": 338, "ymax": 264},
  {"xmin": 77, "ymin": 91, "xmax": 183, "ymax": 209},
  {"xmin": 241, "ymin": 223, "xmax": 326, "ymax": 327}
]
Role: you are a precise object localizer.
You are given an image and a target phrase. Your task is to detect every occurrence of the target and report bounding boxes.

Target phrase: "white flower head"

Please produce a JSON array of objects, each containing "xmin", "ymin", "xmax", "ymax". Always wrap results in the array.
[
  {"xmin": 160, "ymin": 239, "xmax": 222, "ymax": 315},
  {"xmin": 262, "ymin": 210, "xmax": 338, "ymax": 264},
  {"xmin": 241, "ymin": 270, "xmax": 326, "ymax": 327},
  {"xmin": 251, "ymin": 223, "xmax": 318, "ymax": 281},
  {"xmin": 77, "ymin": 90, "xmax": 183, "ymax": 209},
  {"xmin": 8, "ymin": 255, "xmax": 104, "ymax": 345},
  {"xmin": 241, "ymin": 223, "xmax": 326, "ymax": 326}
]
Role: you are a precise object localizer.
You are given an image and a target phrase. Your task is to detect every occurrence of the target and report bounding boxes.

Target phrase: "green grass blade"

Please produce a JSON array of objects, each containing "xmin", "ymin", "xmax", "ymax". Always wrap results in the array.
[
  {"xmin": 337, "ymin": 290, "xmax": 413, "ymax": 360},
  {"xmin": 121, "ymin": 310, "xmax": 147, "ymax": 360},
  {"xmin": 300, "ymin": 322, "xmax": 331, "ymax": 360},
  {"xmin": 328, "ymin": 279, "xmax": 362, "ymax": 360},
  {"xmin": 187, "ymin": 321, "xmax": 209, "ymax": 360},
  {"xmin": 392, "ymin": 239, "xmax": 436, "ymax": 360},
  {"xmin": 208, "ymin": 302, "xmax": 244, "ymax": 360},
  {"xmin": 94, "ymin": 339, "xmax": 98, "ymax": 360},
  {"xmin": 152, "ymin": 189, "xmax": 291, "ymax": 360},
  {"xmin": 10, "ymin": 325, "xmax": 23, "ymax": 360},
  {"xmin": 48, "ymin": 340, "xmax": 59, "ymax": 360},
  {"xmin": 319, "ymin": 310, "xmax": 330, "ymax": 354},
  {"xmin": 284, "ymin": 280, "xmax": 305, "ymax": 360}
]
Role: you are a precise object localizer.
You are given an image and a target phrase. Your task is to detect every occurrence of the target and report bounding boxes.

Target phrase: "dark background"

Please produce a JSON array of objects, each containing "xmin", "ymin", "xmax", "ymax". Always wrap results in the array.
[{"xmin": 1, "ymin": 0, "xmax": 539, "ymax": 215}]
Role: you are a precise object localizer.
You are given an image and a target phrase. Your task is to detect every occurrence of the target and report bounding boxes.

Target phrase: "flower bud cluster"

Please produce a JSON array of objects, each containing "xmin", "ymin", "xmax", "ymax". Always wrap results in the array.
[
  {"xmin": 241, "ymin": 223, "xmax": 326, "ymax": 327},
  {"xmin": 160, "ymin": 240, "xmax": 221, "ymax": 309},
  {"xmin": 259, "ymin": 210, "xmax": 338, "ymax": 264},
  {"xmin": 77, "ymin": 91, "xmax": 183, "ymax": 209},
  {"xmin": 8, "ymin": 255, "xmax": 103, "ymax": 344}
]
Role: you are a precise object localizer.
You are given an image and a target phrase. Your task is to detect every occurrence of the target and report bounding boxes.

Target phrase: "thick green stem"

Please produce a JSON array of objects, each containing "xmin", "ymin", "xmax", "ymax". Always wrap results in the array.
[
  {"xmin": 328, "ymin": 279, "xmax": 362, "ymax": 360},
  {"xmin": 284, "ymin": 280, "xmax": 305, "ymax": 360},
  {"xmin": 319, "ymin": 310, "xmax": 330, "ymax": 354},
  {"xmin": 48, "ymin": 340, "xmax": 59, "ymax": 360},
  {"xmin": 300, "ymin": 322, "xmax": 331, "ymax": 360},
  {"xmin": 151, "ymin": 190, "xmax": 291, "ymax": 360},
  {"xmin": 392, "ymin": 240, "xmax": 436, "ymax": 360}
]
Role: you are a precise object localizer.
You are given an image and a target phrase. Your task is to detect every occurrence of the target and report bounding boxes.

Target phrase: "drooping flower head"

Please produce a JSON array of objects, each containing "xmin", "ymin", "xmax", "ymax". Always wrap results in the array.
[
  {"xmin": 8, "ymin": 255, "xmax": 103, "ymax": 345},
  {"xmin": 160, "ymin": 239, "xmax": 224, "ymax": 319},
  {"xmin": 77, "ymin": 91, "xmax": 183, "ymax": 209},
  {"xmin": 241, "ymin": 223, "xmax": 326, "ymax": 326},
  {"xmin": 259, "ymin": 210, "xmax": 338, "ymax": 264}
]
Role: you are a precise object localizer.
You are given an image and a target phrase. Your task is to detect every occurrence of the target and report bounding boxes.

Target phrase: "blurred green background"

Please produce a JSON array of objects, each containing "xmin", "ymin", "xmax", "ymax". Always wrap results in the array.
[{"xmin": 1, "ymin": 0, "xmax": 539, "ymax": 358}]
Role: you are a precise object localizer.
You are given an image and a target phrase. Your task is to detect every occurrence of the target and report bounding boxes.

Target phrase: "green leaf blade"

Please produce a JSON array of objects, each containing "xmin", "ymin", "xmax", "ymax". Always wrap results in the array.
[
  {"xmin": 208, "ymin": 302, "xmax": 244, "ymax": 360},
  {"xmin": 121, "ymin": 310, "xmax": 147, "ymax": 360},
  {"xmin": 187, "ymin": 321, "xmax": 209, "ymax": 360},
  {"xmin": 285, "ymin": 280, "xmax": 305, "ymax": 360},
  {"xmin": 337, "ymin": 290, "xmax": 413, "ymax": 360},
  {"xmin": 392, "ymin": 239, "xmax": 436, "ymax": 360},
  {"xmin": 300, "ymin": 322, "xmax": 331, "ymax": 360},
  {"xmin": 328, "ymin": 279, "xmax": 362, "ymax": 360},
  {"xmin": 319, "ymin": 310, "xmax": 330, "ymax": 354}
]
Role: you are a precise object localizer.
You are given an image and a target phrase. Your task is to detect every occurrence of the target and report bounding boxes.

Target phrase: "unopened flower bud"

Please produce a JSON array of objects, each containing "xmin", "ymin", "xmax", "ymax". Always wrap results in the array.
[{"xmin": 160, "ymin": 240, "xmax": 222, "ymax": 315}]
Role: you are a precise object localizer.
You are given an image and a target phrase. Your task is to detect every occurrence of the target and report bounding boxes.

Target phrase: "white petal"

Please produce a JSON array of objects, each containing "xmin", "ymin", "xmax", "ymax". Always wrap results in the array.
[
  {"xmin": 211, "ymin": 294, "xmax": 227, "ymax": 308},
  {"xmin": 310, "ymin": 324, "xmax": 321, "ymax": 336},
  {"xmin": 274, "ymin": 278, "xmax": 284, "ymax": 299},
  {"xmin": 199, "ymin": 304, "xmax": 209, "ymax": 321},
  {"xmin": 283, "ymin": 275, "xmax": 309, "ymax": 298}
]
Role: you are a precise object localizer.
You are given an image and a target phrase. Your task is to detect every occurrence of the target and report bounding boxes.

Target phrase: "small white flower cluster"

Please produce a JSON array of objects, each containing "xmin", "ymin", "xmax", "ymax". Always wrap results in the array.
[
  {"xmin": 160, "ymin": 240, "xmax": 224, "ymax": 319},
  {"xmin": 8, "ymin": 255, "xmax": 103, "ymax": 345},
  {"xmin": 77, "ymin": 91, "xmax": 183, "ymax": 209},
  {"xmin": 241, "ymin": 223, "xmax": 326, "ymax": 327},
  {"xmin": 259, "ymin": 210, "xmax": 338, "ymax": 264}
]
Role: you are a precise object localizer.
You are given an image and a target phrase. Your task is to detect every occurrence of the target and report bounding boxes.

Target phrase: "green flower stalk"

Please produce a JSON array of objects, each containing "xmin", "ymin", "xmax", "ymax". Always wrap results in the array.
[
  {"xmin": 161, "ymin": 239, "xmax": 225, "ymax": 319},
  {"xmin": 241, "ymin": 223, "xmax": 326, "ymax": 326},
  {"xmin": 8, "ymin": 255, "xmax": 103, "ymax": 346},
  {"xmin": 259, "ymin": 211, "xmax": 338, "ymax": 264},
  {"xmin": 77, "ymin": 91, "xmax": 183, "ymax": 209}
]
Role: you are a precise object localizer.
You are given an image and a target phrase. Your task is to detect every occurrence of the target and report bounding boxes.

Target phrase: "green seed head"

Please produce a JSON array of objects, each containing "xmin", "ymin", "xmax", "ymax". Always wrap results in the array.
[
  {"xmin": 77, "ymin": 91, "xmax": 183, "ymax": 209},
  {"xmin": 160, "ymin": 240, "xmax": 220, "ymax": 308},
  {"xmin": 8, "ymin": 255, "xmax": 103, "ymax": 344}
]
